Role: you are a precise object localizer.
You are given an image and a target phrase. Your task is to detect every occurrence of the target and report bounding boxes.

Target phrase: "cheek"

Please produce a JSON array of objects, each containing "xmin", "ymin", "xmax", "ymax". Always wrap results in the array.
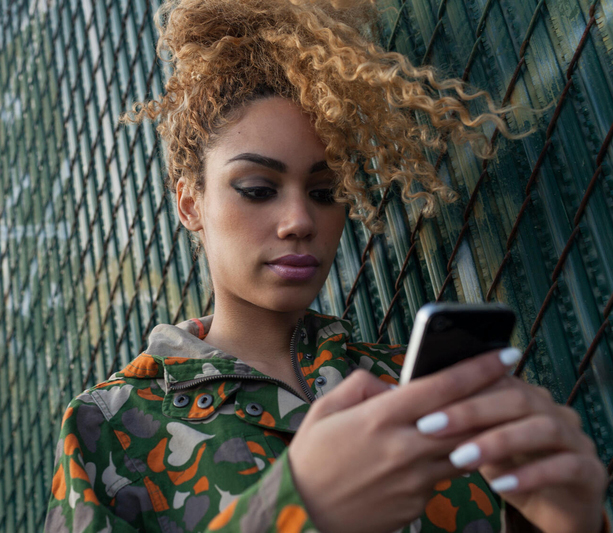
[
  {"xmin": 202, "ymin": 197, "xmax": 269, "ymax": 266},
  {"xmin": 325, "ymin": 206, "xmax": 346, "ymax": 244}
]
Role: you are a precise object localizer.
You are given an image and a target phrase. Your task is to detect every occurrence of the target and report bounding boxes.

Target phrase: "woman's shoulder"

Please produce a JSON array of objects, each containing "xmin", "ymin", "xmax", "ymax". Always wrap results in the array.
[
  {"xmin": 59, "ymin": 354, "xmax": 168, "ymax": 445},
  {"xmin": 304, "ymin": 309, "xmax": 406, "ymax": 384},
  {"xmin": 345, "ymin": 340, "xmax": 406, "ymax": 385}
]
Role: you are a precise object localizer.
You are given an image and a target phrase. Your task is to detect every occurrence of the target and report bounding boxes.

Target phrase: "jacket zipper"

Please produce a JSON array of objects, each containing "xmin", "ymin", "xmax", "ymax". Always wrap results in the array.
[
  {"xmin": 168, "ymin": 373, "xmax": 305, "ymax": 398},
  {"xmin": 168, "ymin": 319, "xmax": 314, "ymax": 403},
  {"xmin": 290, "ymin": 319, "xmax": 315, "ymax": 403}
]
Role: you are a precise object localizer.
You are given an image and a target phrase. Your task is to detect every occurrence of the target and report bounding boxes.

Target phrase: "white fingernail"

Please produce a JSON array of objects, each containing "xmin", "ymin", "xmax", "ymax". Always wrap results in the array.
[
  {"xmin": 489, "ymin": 475, "xmax": 519, "ymax": 493},
  {"xmin": 499, "ymin": 348, "xmax": 521, "ymax": 366},
  {"xmin": 449, "ymin": 443, "xmax": 481, "ymax": 468},
  {"xmin": 389, "ymin": 384, "xmax": 398, "ymax": 389},
  {"xmin": 416, "ymin": 412, "xmax": 449, "ymax": 434}
]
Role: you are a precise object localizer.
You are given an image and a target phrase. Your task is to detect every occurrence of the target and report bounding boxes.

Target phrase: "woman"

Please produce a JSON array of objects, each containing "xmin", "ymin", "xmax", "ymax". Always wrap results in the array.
[{"xmin": 45, "ymin": 0, "xmax": 608, "ymax": 531}]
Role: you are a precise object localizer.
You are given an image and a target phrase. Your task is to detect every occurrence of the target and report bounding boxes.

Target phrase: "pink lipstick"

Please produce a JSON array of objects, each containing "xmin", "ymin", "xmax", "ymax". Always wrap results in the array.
[{"xmin": 267, "ymin": 255, "xmax": 320, "ymax": 281}]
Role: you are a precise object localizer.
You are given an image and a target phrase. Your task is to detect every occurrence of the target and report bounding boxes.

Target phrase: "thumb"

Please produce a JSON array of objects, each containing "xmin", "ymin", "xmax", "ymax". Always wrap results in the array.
[{"xmin": 308, "ymin": 369, "xmax": 392, "ymax": 420}]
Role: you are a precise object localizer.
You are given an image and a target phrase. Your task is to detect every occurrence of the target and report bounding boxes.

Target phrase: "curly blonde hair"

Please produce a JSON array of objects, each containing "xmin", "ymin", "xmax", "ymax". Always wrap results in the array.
[{"xmin": 124, "ymin": 0, "xmax": 516, "ymax": 253}]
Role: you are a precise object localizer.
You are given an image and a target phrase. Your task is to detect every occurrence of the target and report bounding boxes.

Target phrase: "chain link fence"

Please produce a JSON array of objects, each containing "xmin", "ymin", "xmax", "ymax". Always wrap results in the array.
[{"xmin": 1, "ymin": 0, "xmax": 612, "ymax": 530}]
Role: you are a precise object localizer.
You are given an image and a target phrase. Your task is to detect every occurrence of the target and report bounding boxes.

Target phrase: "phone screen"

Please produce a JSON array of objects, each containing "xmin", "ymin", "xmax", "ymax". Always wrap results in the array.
[{"xmin": 400, "ymin": 304, "xmax": 516, "ymax": 383}]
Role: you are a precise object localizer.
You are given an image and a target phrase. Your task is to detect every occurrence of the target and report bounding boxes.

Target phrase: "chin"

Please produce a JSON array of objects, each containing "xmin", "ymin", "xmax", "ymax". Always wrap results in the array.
[{"xmin": 259, "ymin": 288, "xmax": 320, "ymax": 314}]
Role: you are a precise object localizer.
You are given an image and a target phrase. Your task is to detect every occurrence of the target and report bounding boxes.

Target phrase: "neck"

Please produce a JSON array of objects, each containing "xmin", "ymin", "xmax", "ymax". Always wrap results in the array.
[{"xmin": 204, "ymin": 297, "xmax": 306, "ymax": 366}]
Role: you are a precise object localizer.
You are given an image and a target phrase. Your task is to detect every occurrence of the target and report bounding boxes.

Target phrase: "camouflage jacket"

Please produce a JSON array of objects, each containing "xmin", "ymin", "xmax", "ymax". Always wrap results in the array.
[{"xmin": 45, "ymin": 310, "xmax": 502, "ymax": 532}]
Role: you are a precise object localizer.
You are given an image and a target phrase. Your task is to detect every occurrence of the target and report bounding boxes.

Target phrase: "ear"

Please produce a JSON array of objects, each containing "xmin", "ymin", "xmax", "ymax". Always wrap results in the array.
[{"xmin": 176, "ymin": 178, "xmax": 204, "ymax": 232}]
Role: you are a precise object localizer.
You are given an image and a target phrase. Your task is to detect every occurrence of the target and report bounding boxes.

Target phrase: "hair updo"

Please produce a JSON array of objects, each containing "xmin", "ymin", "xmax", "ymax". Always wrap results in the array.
[{"xmin": 123, "ymin": 0, "xmax": 515, "ymax": 253}]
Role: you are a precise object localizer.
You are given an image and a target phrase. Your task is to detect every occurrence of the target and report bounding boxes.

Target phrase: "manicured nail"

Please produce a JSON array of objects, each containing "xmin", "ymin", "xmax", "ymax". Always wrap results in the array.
[
  {"xmin": 416, "ymin": 412, "xmax": 449, "ymax": 434},
  {"xmin": 449, "ymin": 443, "xmax": 481, "ymax": 468},
  {"xmin": 499, "ymin": 347, "xmax": 521, "ymax": 367},
  {"xmin": 489, "ymin": 475, "xmax": 519, "ymax": 493}
]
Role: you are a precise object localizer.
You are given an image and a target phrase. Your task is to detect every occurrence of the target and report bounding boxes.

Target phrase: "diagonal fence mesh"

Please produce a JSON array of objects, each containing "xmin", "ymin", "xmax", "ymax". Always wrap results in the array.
[{"xmin": 1, "ymin": 0, "xmax": 612, "ymax": 530}]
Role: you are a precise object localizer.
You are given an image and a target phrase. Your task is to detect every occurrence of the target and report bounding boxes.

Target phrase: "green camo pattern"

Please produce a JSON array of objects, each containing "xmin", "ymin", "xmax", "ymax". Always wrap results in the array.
[{"xmin": 45, "ymin": 310, "xmax": 501, "ymax": 532}]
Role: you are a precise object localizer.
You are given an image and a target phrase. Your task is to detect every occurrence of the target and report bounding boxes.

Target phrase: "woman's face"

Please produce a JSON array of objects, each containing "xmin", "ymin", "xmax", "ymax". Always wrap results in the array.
[{"xmin": 177, "ymin": 97, "xmax": 346, "ymax": 313}]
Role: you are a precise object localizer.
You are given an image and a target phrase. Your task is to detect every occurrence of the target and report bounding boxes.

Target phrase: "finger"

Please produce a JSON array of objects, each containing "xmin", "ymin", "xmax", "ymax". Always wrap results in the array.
[
  {"xmin": 472, "ymin": 374, "xmax": 515, "ymax": 395},
  {"xmin": 415, "ymin": 387, "xmax": 535, "ymax": 436},
  {"xmin": 414, "ymin": 458, "xmax": 468, "ymax": 491},
  {"xmin": 307, "ymin": 369, "xmax": 392, "ymax": 421},
  {"xmin": 387, "ymin": 457, "xmax": 466, "ymax": 494},
  {"xmin": 389, "ymin": 428, "xmax": 481, "ymax": 465},
  {"xmin": 486, "ymin": 378, "xmax": 585, "ymax": 432},
  {"xmin": 483, "ymin": 453, "xmax": 607, "ymax": 498},
  {"xmin": 510, "ymin": 380, "xmax": 584, "ymax": 430},
  {"xmin": 447, "ymin": 415, "xmax": 588, "ymax": 470},
  {"xmin": 384, "ymin": 348, "xmax": 522, "ymax": 424},
  {"xmin": 415, "ymin": 380, "xmax": 579, "ymax": 437}
]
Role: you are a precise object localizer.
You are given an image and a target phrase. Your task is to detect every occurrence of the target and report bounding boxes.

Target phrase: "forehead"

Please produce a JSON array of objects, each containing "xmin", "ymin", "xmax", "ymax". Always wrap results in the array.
[{"xmin": 208, "ymin": 97, "xmax": 327, "ymax": 163}]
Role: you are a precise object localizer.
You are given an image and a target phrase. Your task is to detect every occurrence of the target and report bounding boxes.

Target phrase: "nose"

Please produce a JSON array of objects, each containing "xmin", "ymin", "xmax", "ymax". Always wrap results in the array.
[{"xmin": 276, "ymin": 193, "xmax": 317, "ymax": 240}]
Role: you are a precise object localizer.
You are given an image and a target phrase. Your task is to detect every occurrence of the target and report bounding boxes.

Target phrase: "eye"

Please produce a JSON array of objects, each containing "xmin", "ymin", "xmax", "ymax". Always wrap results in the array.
[
  {"xmin": 234, "ymin": 186, "xmax": 277, "ymax": 201},
  {"xmin": 310, "ymin": 188, "xmax": 336, "ymax": 204}
]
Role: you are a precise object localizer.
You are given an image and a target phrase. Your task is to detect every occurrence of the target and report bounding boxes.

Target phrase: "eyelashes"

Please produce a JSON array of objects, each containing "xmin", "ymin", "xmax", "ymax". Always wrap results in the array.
[
  {"xmin": 233, "ymin": 186, "xmax": 336, "ymax": 204},
  {"xmin": 233, "ymin": 186, "xmax": 276, "ymax": 200}
]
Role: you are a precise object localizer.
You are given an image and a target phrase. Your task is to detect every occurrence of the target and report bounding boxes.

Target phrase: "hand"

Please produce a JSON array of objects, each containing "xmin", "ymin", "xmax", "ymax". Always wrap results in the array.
[
  {"xmin": 288, "ymin": 350, "xmax": 517, "ymax": 533},
  {"xmin": 415, "ymin": 376, "xmax": 608, "ymax": 533}
]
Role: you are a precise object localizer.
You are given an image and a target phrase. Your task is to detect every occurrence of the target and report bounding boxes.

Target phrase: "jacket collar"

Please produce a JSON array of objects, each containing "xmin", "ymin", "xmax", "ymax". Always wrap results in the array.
[
  {"xmin": 117, "ymin": 309, "xmax": 353, "ymax": 389},
  {"xmin": 114, "ymin": 310, "xmax": 354, "ymax": 433}
]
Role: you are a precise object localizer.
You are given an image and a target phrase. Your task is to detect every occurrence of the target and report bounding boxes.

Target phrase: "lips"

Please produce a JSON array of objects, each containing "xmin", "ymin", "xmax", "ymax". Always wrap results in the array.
[
  {"xmin": 267, "ymin": 255, "xmax": 320, "ymax": 281},
  {"xmin": 268, "ymin": 255, "xmax": 320, "ymax": 267}
]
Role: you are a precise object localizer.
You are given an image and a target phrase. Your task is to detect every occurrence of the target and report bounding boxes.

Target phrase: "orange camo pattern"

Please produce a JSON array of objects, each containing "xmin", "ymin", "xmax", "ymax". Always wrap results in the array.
[
  {"xmin": 277, "ymin": 505, "xmax": 308, "ymax": 533},
  {"xmin": 189, "ymin": 318, "xmax": 207, "ymax": 339},
  {"xmin": 63, "ymin": 433, "xmax": 81, "ymax": 455},
  {"xmin": 114, "ymin": 430, "xmax": 132, "ymax": 449},
  {"xmin": 69, "ymin": 459, "xmax": 90, "ymax": 482},
  {"xmin": 121, "ymin": 354, "xmax": 160, "ymax": 378},
  {"xmin": 144, "ymin": 476, "xmax": 170, "ymax": 513},
  {"xmin": 218, "ymin": 382, "xmax": 227, "ymax": 400},
  {"xmin": 435, "ymin": 479, "xmax": 452, "ymax": 492},
  {"xmin": 51, "ymin": 464, "xmax": 66, "ymax": 500},
  {"xmin": 264, "ymin": 429, "xmax": 292, "ymax": 446},
  {"xmin": 391, "ymin": 353, "xmax": 404, "ymax": 365},
  {"xmin": 301, "ymin": 349, "xmax": 333, "ymax": 375},
  {"xmin": 61, "ymin": 406, "xmax": 74, "ymax": 428},
  {"xmin": 425, "ymin": 494, "xmax": 459, "ymax": 532},
  {"xmin": 168, "ymin": 443, "xmax": 207, "ymax": 485},
  {"xmin": 93, "ymin": 379, "xmax": 125, "ymax": 389},
  {"xmin": 194, "ymin": 475, "xmax": 209, "ymax": 494},
  {"xmin": 317, "ymin": 334, "xmax": 344, "ymax": 349},
  {"xmin": 83, "ymin": 488, "xmax": 99, "ymax": 505},
  {"xmin": 469, "ymin": 482, "xmax": 494, "ymax": 516},
  {"xmin": 147, "ymin": 438, "xmax": 168, "ymax": 473},
  {"xmin": 188, "ymin": 395, "xmax": 216, "ymax": 419},
  {"xmin": 346, "ymin": 346, "xmax": 372, "ymax": 356},
  {"xmin": 237, "ymin": 465, "xmax": 260, "ymax": 475},
  {"xmin": 45, "ymin": 310, "xmax": 500, "ymax": 533},
  {"xmin": 378, "ymin": 374, "xmax": 398, "ymax": 385},
  {"xmin": 208, "ymin": 499, "xmax": 238, "ymax": 530},
  {"xmin": 247, "ymin": 441, "xmax": 266, "ymax": 456},
  {"xmin": 259, "ymin": 411, "xmax": 276, "ymax": 428},
  {"xmin": 137, "ymin": 387, "xmax": 164, "ymax": 401},
  {"xmin": 165, "ymin": 356, "xmax": 191, "ymax": 365}
]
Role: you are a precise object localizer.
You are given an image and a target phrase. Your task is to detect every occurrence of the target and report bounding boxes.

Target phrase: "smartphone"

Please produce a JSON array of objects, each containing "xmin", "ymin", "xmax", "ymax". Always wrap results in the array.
[{"xmin": 399, "ymin": 303, "xmax": 516, "ymax": 384}]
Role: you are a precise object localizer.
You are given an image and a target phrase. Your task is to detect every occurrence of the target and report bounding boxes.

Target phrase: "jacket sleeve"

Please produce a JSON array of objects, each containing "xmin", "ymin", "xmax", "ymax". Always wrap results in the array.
[
  {"xmin": 199, "ymin": 449, "xmax": 319, "ymax": 532},
  {"xmin": 44, "ymin": 397, "xmax": 140, "ymax": 532},
  {"xmin": 45, "ymin": 397, "xmax": 320, "ymax": 533}
]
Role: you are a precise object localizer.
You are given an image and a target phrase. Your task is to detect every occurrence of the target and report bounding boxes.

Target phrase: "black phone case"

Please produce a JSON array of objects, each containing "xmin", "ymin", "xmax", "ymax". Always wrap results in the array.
[{"xmin": 410, "ymin": 307, "xmax": 516, "ymax": 379}]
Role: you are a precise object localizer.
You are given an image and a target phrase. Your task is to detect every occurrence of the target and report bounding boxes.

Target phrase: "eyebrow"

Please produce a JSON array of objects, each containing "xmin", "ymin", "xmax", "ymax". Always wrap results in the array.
[{"xmin": 226, "ymin": 153, "xmax": 329, "ymax": 174}]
